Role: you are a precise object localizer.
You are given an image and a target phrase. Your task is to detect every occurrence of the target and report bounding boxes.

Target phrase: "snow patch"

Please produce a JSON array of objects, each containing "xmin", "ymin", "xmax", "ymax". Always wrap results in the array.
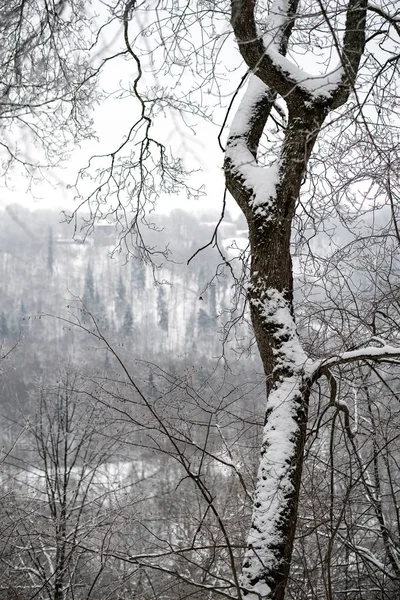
[
  {"xmin": 309, "ymin": 343, "xmax": 400, "ymax": 376},
  {"xmin": 227, "ymin": 75, "xmax": 281, "ymax": 218},
  {"xmin": 262, "ymin": 0, "xmax": 290, "ymax": 51},
  {"xmin": 241, "ymin": 288, "xmax": 307, "ymax": 597},
  {"xmin": 241, "ymin": 373, "xmax": 303, "ymax": 595},
  {"xmin": 251, "ymin": 287, "xmax": 307, "ymax": 372},
  {"xmin": 265, "ymin": 47, "xmax": 344, "ymax": 99}
]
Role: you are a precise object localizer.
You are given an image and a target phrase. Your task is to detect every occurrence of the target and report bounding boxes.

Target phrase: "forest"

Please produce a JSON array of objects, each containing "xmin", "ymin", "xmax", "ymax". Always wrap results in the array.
[
  {"xmin": 1, "ymin": 0, "xmax": 400, "ymax": 599},
  {"xmin": 0, "ymin": 204, "xmax": 399, "ymax": 599},
  {"xmin": 0, "ymin": 206, "xmax": 265, "ymax": 599}
]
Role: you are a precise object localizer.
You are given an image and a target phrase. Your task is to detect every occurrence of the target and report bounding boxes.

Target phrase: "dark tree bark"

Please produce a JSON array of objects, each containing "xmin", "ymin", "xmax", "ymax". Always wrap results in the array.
[{"xmin": 224, "ymin": 1, "xmax": 368, "ymax": 598}]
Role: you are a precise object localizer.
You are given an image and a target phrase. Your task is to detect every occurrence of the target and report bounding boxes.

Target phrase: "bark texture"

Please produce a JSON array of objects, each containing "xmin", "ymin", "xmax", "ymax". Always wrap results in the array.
[{"xmin": 225, "ymin": 1, "xmax": 368, "ymax": 598}]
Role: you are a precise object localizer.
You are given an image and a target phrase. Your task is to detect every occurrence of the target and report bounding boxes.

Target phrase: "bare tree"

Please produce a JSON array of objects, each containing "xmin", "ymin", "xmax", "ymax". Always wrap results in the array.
[
  {"xmin": 221, "ymin": 2, "xmax": 400, "ymax": 598},
  {"xmin": 287, "ymin": 361, "xmax": 400, "ymax": 600},
  {"xmin": 37, "ymin": 306, "xmax": 262, "ymax": 600},
  {"xmin": 3, "ymin": 1, "xmax": 400, "ymax": 599},
  {"xmin": 0, "ymin": 370, "xmax": 145, "ymax": 600},
  {"xmin": 0, "ymin": 0, "xmax": 97, "ymax": 182}
]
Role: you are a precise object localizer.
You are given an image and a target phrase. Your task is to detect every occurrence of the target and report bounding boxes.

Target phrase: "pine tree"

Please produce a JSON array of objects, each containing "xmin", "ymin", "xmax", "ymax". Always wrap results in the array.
[
  {"xmin": 157, "ymin": 287, "xmax": 168, "ymax": 333},
  {"xmin": 197, "ymin": 308, "xmax": 213, "ymax": 343},
  {"xmin": 83, "ymin": 264, "xmax": 95, "ymax": 306},
  {"xmin": 116, "ymin": 275, "xmax": 126, "ymax": 313},
  {"xmin": 133, "ymin": 261, "xmax": 146, "ymax": 292},
  {"xmin": 148, "ymin": 371, "xmax": 155, "ymax": 390},
  {"xmin": 121, "ymin": 307, "xmax": 134, "ymax": 336},
  {"xmin": 0, "ymin": 312, "xmax": 9, "ymax": 338},
  {"xmin": 95, "ymin": 298, "xmax": 109, "ymax": 332},
  {"xmin": 19, "ymin": 300, "xmax": 30, "ymax": 334},
  {"xmin": 209, "ymin": 286, "xmax": 217, "ymax": 318},
  {"xmin": 47, "ymin": 227, "xmax": 54, "ymax": 275}
]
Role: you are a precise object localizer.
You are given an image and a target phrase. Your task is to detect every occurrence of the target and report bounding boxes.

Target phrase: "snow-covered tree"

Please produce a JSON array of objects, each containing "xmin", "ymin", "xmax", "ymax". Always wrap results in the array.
[
  {"xmin": 83, "ymin": 264, "xmax": 95, "ymax": 306},
  {"xmin": 0, "ymin": 312, "xmax": 9, "ymax": 339},
  {"xmin": 0, "ymin": 371, "xmax": 131, "ymax": 599},
  {"xmin": 220, "ymin": 1, "xmax": 400, "ymax": 595},
  {"xmin": 3, "ymin": 1, "xmax": 400, "ymax": 600},
  {"xmin": 47, "ymin": 227, "xmax": 54, "ymax": 275},
  {"xmin": 116, "ymin": 275, "xmax": 126, "ymax": 312}
]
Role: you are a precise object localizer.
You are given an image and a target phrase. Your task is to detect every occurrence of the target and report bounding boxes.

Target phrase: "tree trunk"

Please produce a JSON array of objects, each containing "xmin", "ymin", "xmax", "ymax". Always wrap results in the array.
[
  {"xmin": 226, "ymin": 103, "xmax": 326, "ymax": 599},
  {"xmin": 225, "ymin": 1, "xmax": 367, "ymax": 597}
]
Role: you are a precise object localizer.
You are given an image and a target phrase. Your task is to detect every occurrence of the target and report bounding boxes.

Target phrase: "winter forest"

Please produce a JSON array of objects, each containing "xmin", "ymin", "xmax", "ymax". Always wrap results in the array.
[{"xmin": 1, "ymin": 1, "xmax": 400, "ymax": 599}]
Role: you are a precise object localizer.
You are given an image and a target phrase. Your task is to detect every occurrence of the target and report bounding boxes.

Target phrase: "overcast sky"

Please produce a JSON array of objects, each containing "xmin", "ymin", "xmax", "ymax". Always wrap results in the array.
[{"xmin": 0, "ymin": 6, "xmax": 239, "ymax": 220}]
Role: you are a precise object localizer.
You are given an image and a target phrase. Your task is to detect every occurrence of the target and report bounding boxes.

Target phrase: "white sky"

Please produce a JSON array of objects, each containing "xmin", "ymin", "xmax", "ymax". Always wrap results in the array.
[{"xmin": 0, "ymin": 5, "xmax": 240, "ymax": 220}]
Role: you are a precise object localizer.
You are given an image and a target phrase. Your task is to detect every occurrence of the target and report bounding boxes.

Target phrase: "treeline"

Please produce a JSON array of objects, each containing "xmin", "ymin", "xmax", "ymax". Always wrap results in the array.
[{"xmin": 0, "ymin": 205, "xmax": 251, "ymax": 413}]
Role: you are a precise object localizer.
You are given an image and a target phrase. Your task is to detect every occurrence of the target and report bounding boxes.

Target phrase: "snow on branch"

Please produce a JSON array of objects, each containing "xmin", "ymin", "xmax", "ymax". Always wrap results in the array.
[
  {"xmin": 262, "ymin": 0, "xmax": 295, "ymax": 51},
  {"xmin": 261, "ymin": 49, "xmax": 344, "ymax": 100},
  {"xmin": 368, "ymin": 2, "xmax": 400, "ymax": 37},
  {"xmin": 231, "ymin": 0, "xmax": 367, "ymax": 107},
  {"xmin": 226, "ymin": 75, "xmax": 281, "ymax": 218},
  {"xmin": 251, "ymin": 286, "xmax": 306, "ymax": 372},
  {"xmin": 240, "ymin": 287, "xmax": 308, "ymax": 597},
  {"xmin": 309, "ymin": 342, "xmax": 400, "ymax": 379},
  {"xmin": 231, "ymin": 0, "xmax": 305, "ymax": 100},
  {"xmin": 339, "ymin": 540, "xmax": 398, "ymax": 580},
  {"xmin": 239, "ymin": 371, "xmax": 305, "ymax": 599}
]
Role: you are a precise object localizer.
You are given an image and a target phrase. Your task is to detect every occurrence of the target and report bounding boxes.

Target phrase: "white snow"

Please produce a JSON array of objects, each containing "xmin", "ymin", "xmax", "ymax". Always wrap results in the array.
[
  {"xmin": 252, "ymin": 287, "xmax": 307, "ymax": 372},
  {"xmin": 240, "ymin": 374, "xmax": 304, "ymax": 597},
  {"xmin": 241, "ymin": 288, "xmax": 307, "ymax": 598},
  {"xmin": 229, "ymin": 75, "xmax": 270, "ymax": 140},
  {"xmin": 258, "ymin": 0, "xmax": 344, "ymax": 100},
  {"xmin": 227, "ymin": 75, "xmax": 281, "ymax": 218},
  {"xmin": 265, "ymin": 47, "xmax": 344, "ymax": 99},
  {"xmin": 308, "ymin": 344, "xmax": 400, "ymax": 376},
  {"xmin": 262, "ymin": 0, "xmax": 291, "ymax": 51},
  {"xmin": 351, "ymin": 545, "xmax": 395, "ymax": 576}
]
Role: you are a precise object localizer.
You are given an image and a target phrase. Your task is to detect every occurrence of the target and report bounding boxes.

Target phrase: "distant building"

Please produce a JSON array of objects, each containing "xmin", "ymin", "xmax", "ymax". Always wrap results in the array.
[{"xmin": 93, "ymin": 222, "xmax": 117, "ymax": 245}]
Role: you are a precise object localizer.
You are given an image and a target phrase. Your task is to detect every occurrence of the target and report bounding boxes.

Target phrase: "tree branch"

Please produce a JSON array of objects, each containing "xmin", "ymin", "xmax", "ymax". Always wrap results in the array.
[{"xmin": 309, "ymin": 343, "xmax": 400, "ymax": 379}]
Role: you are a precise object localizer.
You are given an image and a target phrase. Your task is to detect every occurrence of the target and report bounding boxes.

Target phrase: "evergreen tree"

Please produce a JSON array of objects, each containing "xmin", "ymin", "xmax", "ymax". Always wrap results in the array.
[
  {"xmin": 133, "ymin": 261, "xmax": 146, "ymax": 292},
  {"xmin": 83, "ymin": 264, "xmax": 95, "ymax": 306},
  {"xmin": 19, "ymin": 301, "xmax": 29, "ymax": 333},
  {"xmin": 209, "ymin": 286, "xmax": 217, "ymax": 318},
  {"xmin": 121, "ymin": 307, "xmax": 134, "ymax": 336},
  {"xmin": 157, "ymin": 287, "xmax": 168, "ymax": 333},
  {"xmin": 197, "ymin": 308, "xmax": 212, "ymax": 341},
  {"xmin": 95, "ymin": 298, "xmax": 109, "ymax": 332},
  {"xmin": 0, "ymin": 312, "xmax": 9, "ymax": 338},
  {"xmin": 148, "ymin": 371, "xmax": 155, "ymax": 390},
  {"xmin": 116, "ymin": 275, "xmax": 126, "ymax": 313},
  {"xmin": 47, "ymin": 227, "xmax": 54, "ymax": 275}
]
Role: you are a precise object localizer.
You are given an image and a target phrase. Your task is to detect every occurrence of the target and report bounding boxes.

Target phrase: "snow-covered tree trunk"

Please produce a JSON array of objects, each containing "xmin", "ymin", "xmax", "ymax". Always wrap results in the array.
[{"xmin": 225, "ymin": 0, "xmax": 368, "ymax": 598}]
